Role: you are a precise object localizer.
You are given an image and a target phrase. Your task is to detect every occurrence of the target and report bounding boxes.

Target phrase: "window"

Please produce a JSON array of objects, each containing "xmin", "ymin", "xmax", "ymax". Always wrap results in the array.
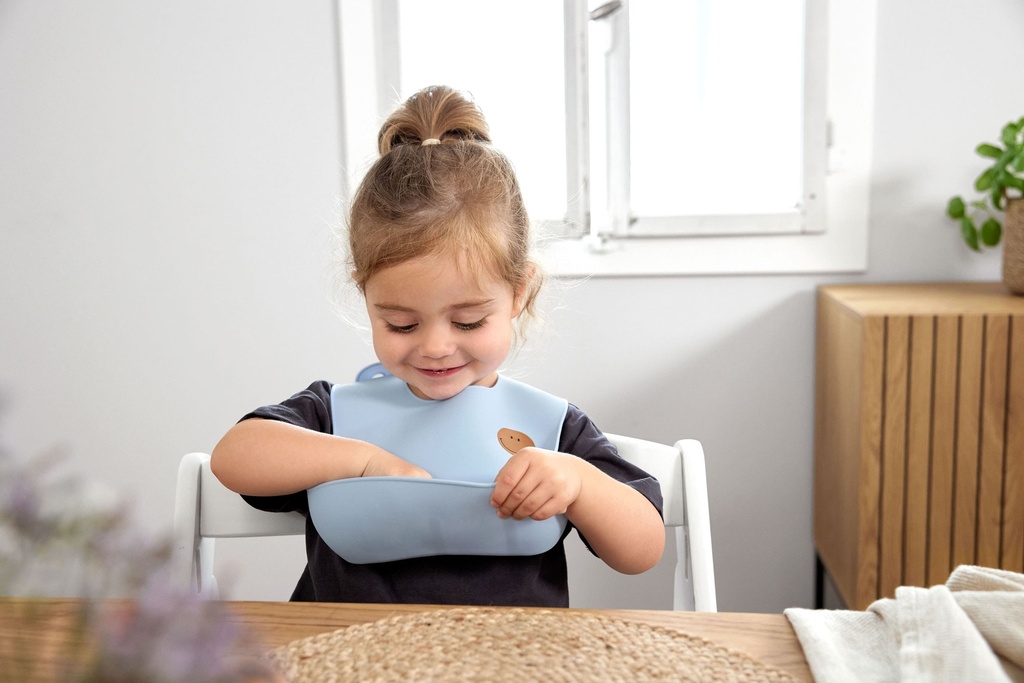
[
  {"xmin": 336, "ymin": 0, "xmax": 877, "ymax": 276},
  {"xmin": 568, "ymin": 0, "xmax": 821, "ymax": 237}
]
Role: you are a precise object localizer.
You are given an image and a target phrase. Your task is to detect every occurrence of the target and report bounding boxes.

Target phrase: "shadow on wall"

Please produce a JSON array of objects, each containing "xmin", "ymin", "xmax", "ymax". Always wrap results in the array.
[
  {"xmin": 867, "ymin": 168, "xmax": 1003, "ymax": 282},
  {"xmin": 566, "ymin": 287, "xmax": 819, "ymax": 613}
]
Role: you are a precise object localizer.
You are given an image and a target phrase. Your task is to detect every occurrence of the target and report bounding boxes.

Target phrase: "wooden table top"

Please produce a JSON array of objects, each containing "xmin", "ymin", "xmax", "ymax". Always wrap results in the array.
[{"xmin": 0, "ymin": 598, "xmax": 812, "ymax": 681}]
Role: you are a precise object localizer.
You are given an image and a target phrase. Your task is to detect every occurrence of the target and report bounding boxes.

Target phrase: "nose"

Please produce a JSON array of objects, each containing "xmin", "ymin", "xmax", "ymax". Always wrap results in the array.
[{"xmin": 418, "ymin": 323, "xmax": 456, "ymax": 359}]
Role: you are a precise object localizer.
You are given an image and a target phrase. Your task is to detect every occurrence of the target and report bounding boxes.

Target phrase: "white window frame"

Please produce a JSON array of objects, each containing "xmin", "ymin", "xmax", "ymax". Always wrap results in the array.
[
  {"xmin": 335, "ymin": 0, "xmax": 877, "ymax": 277},
  {"xmin": 565, "ymin": 0, "xmax": 825, "ymax": 240}
]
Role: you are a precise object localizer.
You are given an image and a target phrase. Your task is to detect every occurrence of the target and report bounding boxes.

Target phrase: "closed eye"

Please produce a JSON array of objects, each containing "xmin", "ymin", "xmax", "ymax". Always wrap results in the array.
[
  {"xmin": 385, "ymin": 322, "xmax": 417, "ymax": 333},
  {"xmin": 454, "ymin": 318, "xmax": 486, "ymax": 331}
]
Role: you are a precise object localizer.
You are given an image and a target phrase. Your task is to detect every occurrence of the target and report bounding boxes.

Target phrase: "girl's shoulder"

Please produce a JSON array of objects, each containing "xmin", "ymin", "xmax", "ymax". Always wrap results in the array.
[{"xmin": 240, "ymin": 380, "xmax": 336, "ymax": 433}]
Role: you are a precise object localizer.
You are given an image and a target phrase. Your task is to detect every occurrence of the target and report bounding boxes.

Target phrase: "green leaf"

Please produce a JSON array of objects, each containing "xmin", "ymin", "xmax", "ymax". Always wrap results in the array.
[
  {"xmin": 996, "ymin": 146, "xmax": 1016, "ymax": 168},
  {"xmin": 980, "ymin": 217, "xmax": 1002, "ymax": 246},
  {"xmin": 995, "ymin": 170, "xmax": 1009, "ymax": 191},
  {"xmin": 976, "ymin": 143, "xmax": 1003, "ymax": 159},
  {"xmin": 975, "ymin": 167, "xmax": 996, "ymax": 192},
  {"xmin": 992, "ymin": 185, "xmax": 1005, "ymax": 210},
  {"xmin": 1003, "ymin": 122, "xmax": 1020, "ymax": 146},
  {"xmin": 946, "ymin": 196, "xmax": 966, "ymax": 219},
  {"xmin": 1010, "ymin": 152, "xmax": 1024, "ymax": 173},
  {"xmin": 961, "ymin": 216, "xmax": 980, "ymax": 251},
  {"xmin": 1004, "ymin": 175, "xmax": 1024, "ymax": 192}
]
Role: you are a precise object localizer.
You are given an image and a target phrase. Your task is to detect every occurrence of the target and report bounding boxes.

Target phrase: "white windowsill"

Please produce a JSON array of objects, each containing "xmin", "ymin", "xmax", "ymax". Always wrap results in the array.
[
  {"xmin": 540, "ymin": 212, "xmax": 868, "ymax": 278},
  {"xmin": 540, "ymin": 151, "xmax": 873, "ymax": 277}
]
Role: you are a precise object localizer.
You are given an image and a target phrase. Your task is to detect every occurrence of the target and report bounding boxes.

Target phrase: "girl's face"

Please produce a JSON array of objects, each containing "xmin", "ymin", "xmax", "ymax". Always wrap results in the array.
[{"xmin": 363, "ymin": 252, "xmax": 523, "ymax": 401}]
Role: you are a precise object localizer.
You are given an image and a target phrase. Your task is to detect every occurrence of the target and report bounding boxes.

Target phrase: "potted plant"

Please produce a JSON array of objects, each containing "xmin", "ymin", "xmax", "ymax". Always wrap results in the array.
[{"xmin": 946, "ymin": 116, "xmax": 1024, "ymax": 294}]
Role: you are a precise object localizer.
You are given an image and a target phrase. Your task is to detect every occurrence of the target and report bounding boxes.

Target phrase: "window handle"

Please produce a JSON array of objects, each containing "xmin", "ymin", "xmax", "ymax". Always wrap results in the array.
[{"xmin": 589, "ymin": 0, "xmax": 622, "ymax": 21}]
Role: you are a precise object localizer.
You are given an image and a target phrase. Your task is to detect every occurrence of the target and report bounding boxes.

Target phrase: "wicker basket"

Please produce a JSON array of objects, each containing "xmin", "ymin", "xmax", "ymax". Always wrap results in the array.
[{"xmin": 1004, "ymin": 198, "xmax": 1024, "ymax": 295}]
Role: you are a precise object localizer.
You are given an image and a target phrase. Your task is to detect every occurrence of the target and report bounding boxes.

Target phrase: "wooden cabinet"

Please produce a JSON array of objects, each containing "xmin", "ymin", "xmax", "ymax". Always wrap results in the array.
[{"xmin": 814, "ymin": 282, "xmax": 1024, "ymax": 609}]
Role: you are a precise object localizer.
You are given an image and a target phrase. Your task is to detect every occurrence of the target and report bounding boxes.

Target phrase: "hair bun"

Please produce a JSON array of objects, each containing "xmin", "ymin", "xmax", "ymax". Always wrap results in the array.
[{"xmin": 377, "ymin": 85, "xmax": 491, "ymax": 155}]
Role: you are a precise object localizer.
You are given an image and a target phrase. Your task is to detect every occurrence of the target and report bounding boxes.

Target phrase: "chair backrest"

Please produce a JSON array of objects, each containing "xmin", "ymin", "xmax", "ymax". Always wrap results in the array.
[
  {"xmin": 172, "ymin": 435, "xmax": 716, "ymax": 610},
  {"xmin": 172, "ymin": 451, "xmax": 305, "ymax": 597},
  {"xmin": 603, "ymin": 434, "xmax": 717, "ymax": 612}
]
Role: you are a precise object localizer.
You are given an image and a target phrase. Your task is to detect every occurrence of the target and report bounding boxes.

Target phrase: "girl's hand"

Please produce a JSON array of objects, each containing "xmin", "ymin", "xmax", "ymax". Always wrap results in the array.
[
  {"xmin": 490, "ymin": 448, "xmax": 583, "ymax": 521},
  {"xmin": 361, "ymin": 447, "xmax": 432, "ymax": 479}
]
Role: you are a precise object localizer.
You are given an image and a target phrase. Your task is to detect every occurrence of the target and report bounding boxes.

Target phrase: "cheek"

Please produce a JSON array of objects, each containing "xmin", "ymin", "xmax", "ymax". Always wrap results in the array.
[
  {"xmin": 370, "ymin": 329, "xmax": 399, "ymax": 359},
  {"xmin": 482, "ymin": 325, "xmax": 514, "ymax": 358}
]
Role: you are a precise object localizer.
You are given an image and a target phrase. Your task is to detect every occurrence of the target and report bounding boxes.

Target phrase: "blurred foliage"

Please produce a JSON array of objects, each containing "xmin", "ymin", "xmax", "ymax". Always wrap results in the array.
[{"xmin": 0, "ymin": 442, "xmax": 281, "ymax": 682}]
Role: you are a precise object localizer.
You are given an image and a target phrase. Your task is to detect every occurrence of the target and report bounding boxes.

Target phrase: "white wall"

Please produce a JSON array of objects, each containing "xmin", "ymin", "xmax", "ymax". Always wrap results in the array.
[{"xmin": 1, "ymin": 0, "xmax": 1022, "ymax": 612}]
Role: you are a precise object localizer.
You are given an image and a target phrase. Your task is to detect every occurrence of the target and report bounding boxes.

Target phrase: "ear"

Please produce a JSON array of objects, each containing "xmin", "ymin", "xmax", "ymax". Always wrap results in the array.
[{"xmin": 511, "ymin": 265, "xmax": 537, "ymax": 318}]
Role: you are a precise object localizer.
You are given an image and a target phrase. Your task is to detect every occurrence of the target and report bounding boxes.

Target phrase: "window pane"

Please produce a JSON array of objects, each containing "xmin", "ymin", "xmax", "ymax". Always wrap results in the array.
[
  {"xmin": 397, "ymin": 1, "xmax": 567, "ymax": 222},
  {"xmin": 629, "ymin": 0, "xmax": 805, "ymax": 217}
]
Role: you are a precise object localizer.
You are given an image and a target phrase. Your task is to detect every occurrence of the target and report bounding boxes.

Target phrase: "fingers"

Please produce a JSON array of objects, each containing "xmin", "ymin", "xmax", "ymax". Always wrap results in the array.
[
  {"xmin": 493, "ymin": 477, "xmax": 559, "ymax": 520},
  {"xmin": 491, "ymin": 449, "xmax": 579, "ymax": 521},
  {"xmin": 491, "ymin": 452, "xmax": 530, "ymax": 515},
  {"xmin": 400, "ymin": 462, "xmax": 433, "ymax": 479},
  {"xmin": 362, "ymin": 448, "xmax": 432, "ymax": 479}
]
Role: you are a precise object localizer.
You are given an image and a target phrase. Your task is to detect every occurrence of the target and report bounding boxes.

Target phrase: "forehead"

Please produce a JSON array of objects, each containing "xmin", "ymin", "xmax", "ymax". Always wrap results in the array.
[{"xmin": 365, "ymin": 252, "xmax": 511, "ymax": 305}]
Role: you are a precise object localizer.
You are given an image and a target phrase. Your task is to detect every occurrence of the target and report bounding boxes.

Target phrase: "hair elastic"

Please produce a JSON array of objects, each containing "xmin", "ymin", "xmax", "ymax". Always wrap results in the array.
[{"xmin": 421, "ymin": 138, "xmax": 441, "ymax": 146}]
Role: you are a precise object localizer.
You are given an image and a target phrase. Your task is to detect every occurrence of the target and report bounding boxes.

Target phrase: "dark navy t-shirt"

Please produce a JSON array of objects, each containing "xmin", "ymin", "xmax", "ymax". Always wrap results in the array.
[{"xmin": 239, "ymin": 380, "xmax": 663, "ymax": 607}]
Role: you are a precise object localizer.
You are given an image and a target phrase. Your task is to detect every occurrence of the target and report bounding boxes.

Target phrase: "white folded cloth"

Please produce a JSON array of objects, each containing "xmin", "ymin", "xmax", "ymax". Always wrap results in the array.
[{"xmin": 784, "ymin": 565, "xmax": 1024, "ymax": 682}]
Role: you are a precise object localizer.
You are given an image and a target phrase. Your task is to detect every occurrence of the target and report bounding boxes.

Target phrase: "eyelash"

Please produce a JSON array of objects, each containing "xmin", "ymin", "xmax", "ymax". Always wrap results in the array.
[{"xmin": 384, "ymin": 318, "xmax": 487, "ymax": 334}]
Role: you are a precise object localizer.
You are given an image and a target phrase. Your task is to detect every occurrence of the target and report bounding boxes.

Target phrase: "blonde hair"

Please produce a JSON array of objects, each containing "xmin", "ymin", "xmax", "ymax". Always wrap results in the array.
[{"xmin": 347, "ymin": 85, "xmax": 542, "ymax": 329}]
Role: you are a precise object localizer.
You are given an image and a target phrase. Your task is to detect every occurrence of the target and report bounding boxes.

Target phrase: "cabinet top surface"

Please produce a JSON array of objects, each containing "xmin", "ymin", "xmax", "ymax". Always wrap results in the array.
[{"xmin": 819, "ymin": 281, "xmax": 1024, "ymax": 316}]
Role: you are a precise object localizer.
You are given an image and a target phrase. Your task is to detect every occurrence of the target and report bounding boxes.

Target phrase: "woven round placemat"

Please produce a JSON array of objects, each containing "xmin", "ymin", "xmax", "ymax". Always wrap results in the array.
[{"xmin": 266, "ymin": 607, "xmax": 797, "ymax": 683}]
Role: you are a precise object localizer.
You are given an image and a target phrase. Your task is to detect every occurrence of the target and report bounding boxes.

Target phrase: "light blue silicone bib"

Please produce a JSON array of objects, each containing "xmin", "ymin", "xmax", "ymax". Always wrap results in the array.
[{"xmin": 306, "ymin": 373, "xmax": 570, "ymax": 564}]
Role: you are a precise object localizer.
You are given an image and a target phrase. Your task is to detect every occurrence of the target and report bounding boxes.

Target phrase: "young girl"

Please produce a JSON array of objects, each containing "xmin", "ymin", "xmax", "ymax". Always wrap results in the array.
[{"xmin": 210, "ymin": 85, "xmax": 665, "ymax": 607}]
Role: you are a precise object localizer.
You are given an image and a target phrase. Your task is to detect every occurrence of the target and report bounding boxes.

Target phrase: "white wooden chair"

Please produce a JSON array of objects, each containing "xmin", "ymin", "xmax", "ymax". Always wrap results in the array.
[
  {"xmin": 172, "ymin": 434, "xmax": 716, "ymax": 611},
  {"xmin": 171, "ymin": 451, "xmax": 305, "ymax": 598},
  {"xmin": 605, "ymin": 435, "xmax": 717, "ymax": 612}
]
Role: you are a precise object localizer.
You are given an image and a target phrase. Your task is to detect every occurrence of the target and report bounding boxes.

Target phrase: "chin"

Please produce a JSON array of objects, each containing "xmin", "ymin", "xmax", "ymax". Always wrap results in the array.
[
  {"xmin": 401, "ymin": 378, "xmax": 464, "ymax": 401},
  {"xmin": 419, "ymin": 384, "xmax": 468, "ymax": 401}
]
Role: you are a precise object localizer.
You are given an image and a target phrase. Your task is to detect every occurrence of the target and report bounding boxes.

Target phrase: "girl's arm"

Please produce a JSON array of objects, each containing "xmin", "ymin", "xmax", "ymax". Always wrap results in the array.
[
  {"xmin": 490, "ymin": 449, "xmax": 665, "ymax": 574},
  {"xmin": 210, "ymin": 418, "xmax": 430, "ymax": 496}
]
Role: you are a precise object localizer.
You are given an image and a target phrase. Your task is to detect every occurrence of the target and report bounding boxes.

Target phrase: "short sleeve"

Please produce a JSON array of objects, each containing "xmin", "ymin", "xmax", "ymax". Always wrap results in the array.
[
  {"xmin": 240, "ymin": 380, "xmax": 334, "ymax": 433},
  {"xmin": 558, "ymin": 405, "xmax": 665, "ymax": 555}
]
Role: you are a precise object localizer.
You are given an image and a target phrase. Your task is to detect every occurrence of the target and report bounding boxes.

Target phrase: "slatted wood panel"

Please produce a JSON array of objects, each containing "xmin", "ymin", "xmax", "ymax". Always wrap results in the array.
[
  {"xmin": 1005, "ymin": 316, "xmax": 1024, "ymax": 572},
  {"xmin": 879, "ymin": 316, "xmax": 908, "ymax": 601},
  {"xmin": 903, "ymin": 316, "xmax": 933, "ymax": 589},
  {"xmin": 815, "ymin": 283, "xmax": 1024, "ymax": 610},
  {"xmin": 856, "ymin": 317, "xmax": 884, "ymax": 606},
  {"xmin": 927, "ymin": 316, "xmax": 959, "ymax": 586},
  {"xmin": 953, "ymin": 316, "xmax": 983, "ymax": 569}
]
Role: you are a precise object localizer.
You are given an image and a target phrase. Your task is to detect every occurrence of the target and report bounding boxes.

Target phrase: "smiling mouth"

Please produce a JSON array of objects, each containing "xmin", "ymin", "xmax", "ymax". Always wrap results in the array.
[{"xmin": 418, "ymin": 365, "xmax": 464, "ymax": 377}]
